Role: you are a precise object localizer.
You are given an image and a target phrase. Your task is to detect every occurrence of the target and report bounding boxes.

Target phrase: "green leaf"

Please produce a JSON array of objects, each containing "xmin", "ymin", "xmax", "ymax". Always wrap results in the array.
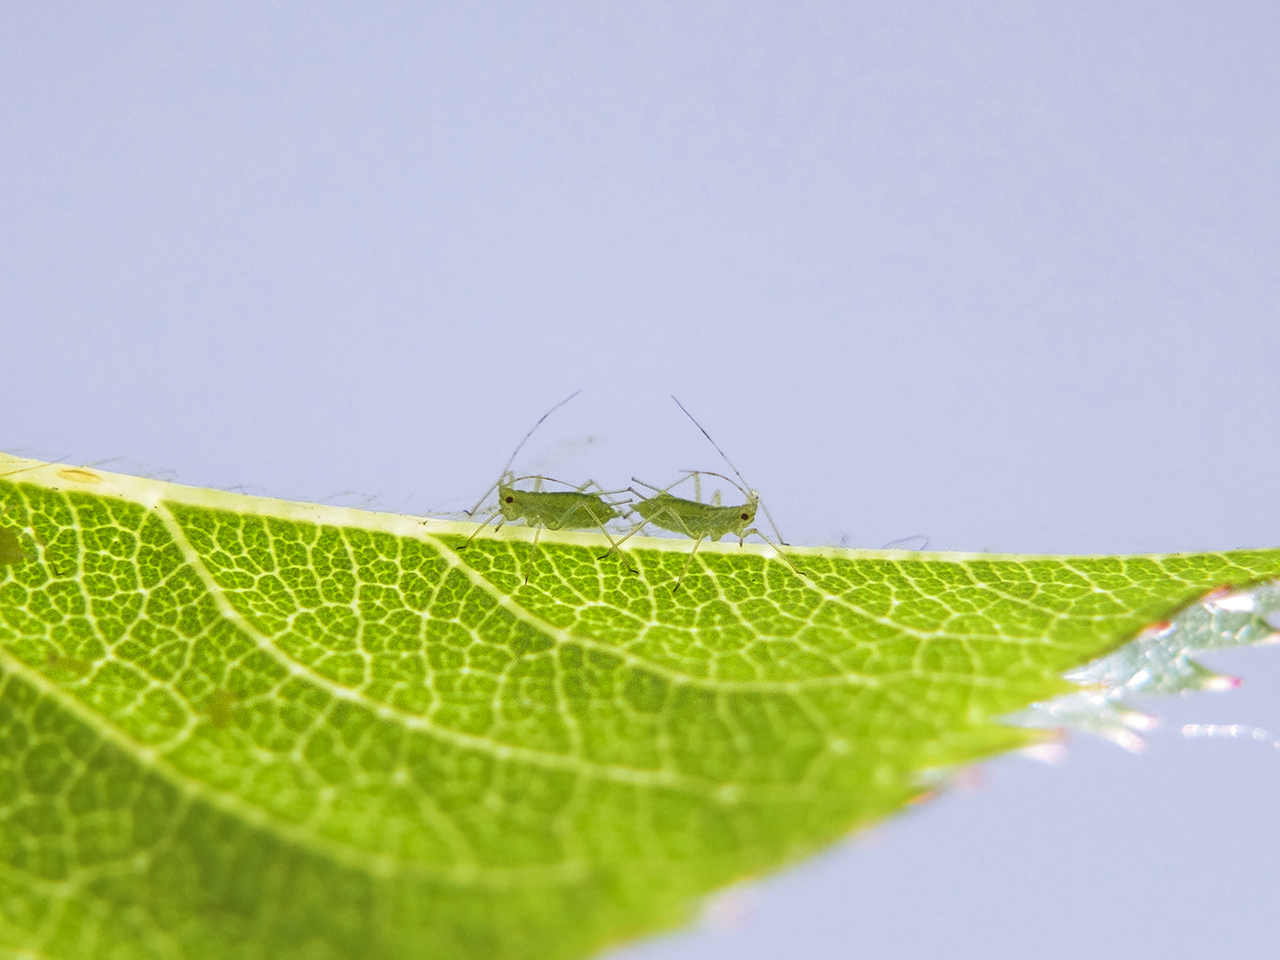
[{"xmin": 2, "ymin": 453, "xmax": 1279, "ymax": 960}]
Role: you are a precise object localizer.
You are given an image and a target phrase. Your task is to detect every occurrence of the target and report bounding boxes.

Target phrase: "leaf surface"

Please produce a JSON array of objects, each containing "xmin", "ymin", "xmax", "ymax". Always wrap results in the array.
[{"xmin": 3, "ymin": 455, "xmax": 1279, "ymax": 960}]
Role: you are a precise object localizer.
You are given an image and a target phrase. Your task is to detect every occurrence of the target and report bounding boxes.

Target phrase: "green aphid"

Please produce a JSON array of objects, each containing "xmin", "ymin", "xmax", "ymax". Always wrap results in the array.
[
  {"xmin": 628, "ymin": 397, "xmax": 803, "ymax": 591},
  {"xmin": 464, "ymin": 391, "xmax": 633, "ymax": 580}
]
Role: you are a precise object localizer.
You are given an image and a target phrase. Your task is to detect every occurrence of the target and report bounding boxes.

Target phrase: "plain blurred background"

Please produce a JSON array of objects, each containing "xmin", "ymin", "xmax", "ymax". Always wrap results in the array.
[{"xmin": 3, "ymin": 4, "xmax": 1279, "ymax": 957}]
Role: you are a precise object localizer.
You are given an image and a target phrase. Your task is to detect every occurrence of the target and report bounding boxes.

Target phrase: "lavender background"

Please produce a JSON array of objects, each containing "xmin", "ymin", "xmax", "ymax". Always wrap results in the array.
[{"xmin": 3, "ymin": 4, "xmax": 1279, "ymax": 958}]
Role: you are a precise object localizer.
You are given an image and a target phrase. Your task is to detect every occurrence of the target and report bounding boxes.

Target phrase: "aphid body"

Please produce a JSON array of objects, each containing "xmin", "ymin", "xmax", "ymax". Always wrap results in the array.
[
  {"xmin": 629, "ymin": 472, "xmax": 759, "ymax": 544},
  {"xmin": 628, "ymin": 398, "xmax": 803, "ymax": 590},
  {"xmin": 464, "ymin": 391, "xmax": 633, "ymax": 579},
  {"xmin": 495, "ymin": 474, "xmax": 627, "ymax": 532}
]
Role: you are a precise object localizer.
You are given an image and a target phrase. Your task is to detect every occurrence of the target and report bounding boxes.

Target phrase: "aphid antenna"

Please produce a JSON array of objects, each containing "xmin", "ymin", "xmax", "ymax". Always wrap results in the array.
[
  {"xmin": 509, "ymin": 474, "xmax": 572, "ymax": 490},
  {"xmin": 507, "ymin": 474, "xmax": 586, "ymax": 490},
  {"xmin": 670, "ymin": 396, "xmax": 753, "ymax": 489},
  {"xmin": 756, "ymin": 499, "xmax": 791, "ymax": 548},
  {"xmin": 466, "ymin": 389, "xmax": 582, "ymax": 515},
  {"xmin": 672, "ymin": 469, "xmax": 750, "ymax": 501},
  {"xmin": 1, "ymin": 454, "xmax": 70, "ymax": 481},
  {"xmin": 669, "ymin": 397, "xmax": 791, "ymax": 546}
]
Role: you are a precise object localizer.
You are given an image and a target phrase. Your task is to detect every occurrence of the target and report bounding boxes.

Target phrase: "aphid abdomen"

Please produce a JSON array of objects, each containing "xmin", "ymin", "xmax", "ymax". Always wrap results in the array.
[
  {"xmin": 633, "ymin": 495, "xmax": 695, "ymax": 535},
  {"xmin": 634, "ymin": 494, "xmax": 745, "ymax": 541},
  {"xmin": 502, "ymin": 490, "xmax": 616, "ymax": 530}
]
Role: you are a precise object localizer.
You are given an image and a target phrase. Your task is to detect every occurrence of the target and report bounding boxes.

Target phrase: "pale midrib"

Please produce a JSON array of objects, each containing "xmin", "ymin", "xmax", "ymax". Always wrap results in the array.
[
  {"xmin": 5, "ymin": 460, "xmax": 1207, "ymax": 685},
  {"xmin": 416, "ymin": 527, "xmax": 893, "ymax": 689},
  {"xmin": 0, "ymin": 648, "xmax": 596, "ymax": 889},
  {"xmin": 154, "ymin": 501, "xmax": 719, "ymax": 792},
  {"xmin": 421, "ymin": 533, "xmax": 1174, "ymax": 687}
]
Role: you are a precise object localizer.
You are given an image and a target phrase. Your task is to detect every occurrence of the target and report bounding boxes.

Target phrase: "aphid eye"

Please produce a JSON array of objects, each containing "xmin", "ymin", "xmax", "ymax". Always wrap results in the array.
[
  {"xmin": 505, "ymin": 496, "xmax": 515, "ymax": 503},
  {"xmin": 741, "ymin": 513, "xmax": 750, "ymax": 520}
]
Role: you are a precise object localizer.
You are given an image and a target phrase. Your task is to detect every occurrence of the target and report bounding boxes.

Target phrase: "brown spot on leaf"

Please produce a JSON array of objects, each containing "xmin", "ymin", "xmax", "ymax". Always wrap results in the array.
[
  {"xmin": 45, "ymin": 652, "xmax": 91, "ymax": 678},
  {"xmin": 209, "ymin": 689, "xmax": 237, "ymax": 728},
  {"xmin": 0, "ymin": 528, "xmax": 27, "ymax": 565}
]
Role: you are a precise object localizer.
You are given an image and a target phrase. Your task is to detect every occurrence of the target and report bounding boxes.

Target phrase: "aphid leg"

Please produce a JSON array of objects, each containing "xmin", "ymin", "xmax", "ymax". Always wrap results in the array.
[
  {"xmin": 550, "ymin": 480, "xmax": 637, "ymax": 570},
  {"xmin": 462, "ymin": 509, "xmax": 504, "ymax": 548},
  {"xmin": 517, "ymin": 482, "xmax": 602, "ymax": 580},
  {"xmin": 740, "ymin": 527, "xmax": 807, "ymax": 579},
  {"xmin": 523, "ymin": 524, "xmax": 544, "ymax": 584},
  {"xmin": 614, "ymin": 491, "xmax": 661, "ymax": 553},
  {"xmin": 565, "ymin": 497, "xmax": 638, "ymax": 574},
  {"xmin": 595, "ymin": 526, "xmax": 638, "ymax": 572},
  {"xmin": 672, "ymin": 469, "xmax": 750, "ymax": 503},
  {"xmin": 590, "ymin": 515, "xmax": 639, "ymax": 572},
  {"xmin": 595, "ymin": 520, "xmax": 641, "ymax": 563},
  {"xmin": 573, "ymin": 478, "xmax": 633, "ymax": 501},
  {"xmin": 757, "ymin": 499, "xmax": 790, "ymax": 546},
  {"xmin": 647, "ymin": 502, "xmax": 701, "ymax": 591},
  {"xmin": 628, "ymin": 498, "xmax": 704, "ymax": 592},
  {"xmin": 463, "ymin": 479, "xmax": 501, "ymax": 517},
  {"xmin": 685, "ymin": 472, "xmax": 725, "ymax": 506},
  {"xmin": 674, "ymin": 536, "xmax": 706, "ymax": 592}
]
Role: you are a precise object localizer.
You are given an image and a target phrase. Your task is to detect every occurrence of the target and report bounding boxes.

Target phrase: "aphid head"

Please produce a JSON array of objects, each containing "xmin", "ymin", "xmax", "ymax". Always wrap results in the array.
[
  {"xmin": 738, "ymin": 491, "xmax": 760, "ymax": 527},
  {"xmin": 496, "ymin": 473, "xmax": 522, "ymax": 520}
]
